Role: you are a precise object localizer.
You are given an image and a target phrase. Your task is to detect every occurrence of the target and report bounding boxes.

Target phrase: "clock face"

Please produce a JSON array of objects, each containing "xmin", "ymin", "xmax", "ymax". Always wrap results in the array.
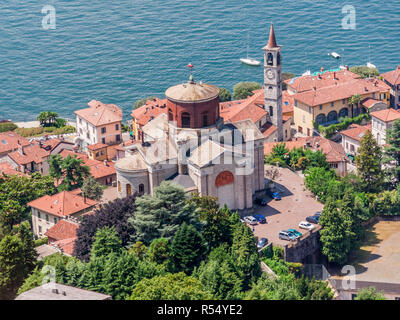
[{"xmin": 266, "ymin": 69, "xmax": 275, "ymax": 80}]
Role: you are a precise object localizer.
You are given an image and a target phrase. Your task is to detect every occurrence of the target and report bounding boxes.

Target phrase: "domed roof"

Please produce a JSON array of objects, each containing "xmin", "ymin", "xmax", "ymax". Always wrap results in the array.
[
  {"xmin": 115, "ymin": 153, "xmax": 147, "ymax": 172},
  {"xmin": 165, "ymin": 78, "xmax": 220, "ymax": 103}
]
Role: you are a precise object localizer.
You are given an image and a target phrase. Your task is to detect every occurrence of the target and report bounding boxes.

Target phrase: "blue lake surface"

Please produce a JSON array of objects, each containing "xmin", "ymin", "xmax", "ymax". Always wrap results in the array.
[{"xmin": 0, "ymin": 0, "xmax": 399, "ymax": 121}]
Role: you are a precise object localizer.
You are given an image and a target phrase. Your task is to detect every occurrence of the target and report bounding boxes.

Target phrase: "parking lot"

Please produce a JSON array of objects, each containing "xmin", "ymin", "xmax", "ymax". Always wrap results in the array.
[{"xmin": 250, "ymin": 165, "xmax": 324, "ymax": 246}]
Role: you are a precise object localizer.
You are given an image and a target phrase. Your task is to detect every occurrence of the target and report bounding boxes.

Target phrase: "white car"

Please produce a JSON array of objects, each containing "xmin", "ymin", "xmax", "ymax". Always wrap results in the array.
[
  {"xmin": 299, "ymin": 221, "xmax": 315, "ymax": 231},
  {"xmin": 244, "ymin": 216, "xmax": 258, "ymax": 225}
]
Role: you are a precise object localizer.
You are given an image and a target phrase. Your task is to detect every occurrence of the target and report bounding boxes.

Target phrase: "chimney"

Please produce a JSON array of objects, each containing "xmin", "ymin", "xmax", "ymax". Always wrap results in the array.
[
  {"xmin": 333, "ymin": 72, "xmax": 338, "ymax": 80},
  {"xmin": 104, "ymin": 160, "xmax": 108, "ymax": 167},
  {"xmin": 320, "ymin": 67, "xmax": 324, "ymax": 73},
  {"xmin": 62, "ymin": 291, "xmax": 67, "ymax": 296},
  {"xmin": 346, "ymin": 65, "xmax": 349, "ymax": 71},
  {"xmin": 52, "ymin": 288, "xmax": 59, "ymax": 294},
  {"xmin": 17, "ymin": 140, "xmax": 25, "ymax": 155}
]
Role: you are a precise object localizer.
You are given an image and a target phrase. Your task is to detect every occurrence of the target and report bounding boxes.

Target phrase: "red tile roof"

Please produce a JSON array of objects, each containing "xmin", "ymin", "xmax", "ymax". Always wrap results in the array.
[
  {"xmin": 361, "ymin": 98, "xmax": 385, "ymax": 108},
  {"xmin": 220, "ymin": 90, "xmax": 267, "ymax": 123},
  {"xmin": 370, "ymin": 108, "xmax": 400, "ymax": 122},
  {"xmin": 282, "ymin": 90, "xmax": 294, "ymax": 115},
  {"xmin": 381, "ymin": 66, "xmax": 400, "ymax": 85},
  {"xmin": 28, "ymin": 191, "xmax": 98, "ymax": 217},
  {"xmin": 340, "ymin": 123, "xmax": 372, "ymax": 141},
  {"xmin": 131, "ymin": 98, "xmax": 167, "ymax": 127},
  {"xmin": 293, "ymin": 78, "xmax": 390, "ymax": 107},
  {"xmin": 261, "ymin": 122, "xmax": 277, "ymax": 138},
  {"xmin": 264, "ymin": 136, "xmax": 348, "ymax": 163},
  {"xmin": 52, "ymin": 237, "xmax": 76, "ymax": 256},
  {"xmin": 59, "ymin": 150, "xmax": 116, "ymax": 179},
  {"xmin": 45, "ymin": 219, "xmax": 79, "ymax": 242},
  {"xmin": 8, "ymin": 143, "xmax": 49, "ymax": 165},
  {"xmin": 285, "ymin": 70, "xmax": 360, "ymax": 93},
  {"xmin": 87, "ymin": 143, "xmax": 108, "ymax": 151},
  {"xmin": 0, "ymin": 163, "xmax": 24, "ymax": 176},
  {"xmin": 75, "ymin": 100, "xmax": 122, "ymax": 126},
  {"xmin": 0, "ymin": 132, "xmax": 30, "ymax": 154}
]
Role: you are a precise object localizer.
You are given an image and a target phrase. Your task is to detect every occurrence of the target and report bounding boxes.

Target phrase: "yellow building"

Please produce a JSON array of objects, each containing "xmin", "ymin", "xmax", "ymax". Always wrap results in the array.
[{"xmin": 286, "ymin": 70, "xmax": 391, "ymax": 136}]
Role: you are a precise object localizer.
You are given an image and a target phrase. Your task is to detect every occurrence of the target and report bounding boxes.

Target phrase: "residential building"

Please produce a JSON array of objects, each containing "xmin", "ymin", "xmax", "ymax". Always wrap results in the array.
[
  {"xmin": 287, "ymin": 69, "xmax": 390, "ymax": 136},
  {"xmin": 340, "ymin": 123, "xmax": 372, "ymax": 157},
  {"xmin": 264, "ymin": 136, "xmax": 349, "ymax": 176},
  {"xmin": 15, "ymin": 283, "xmax": 111, "ymax": 300},
  {"xmin": 28, "ymin": 191, "xmax": 98, "ymax": 238},
  {"xmin": 6, "ymin": 142, "xmax": 50, "ymax": 175},
  {"xmin": 381, "ymin": 66, "xmax": 400, "ymax": 109},
  {"xmin": 74, "ymin": 100, "xmax": 122, "ymax": 149},
  {"xmin": 0, "ymin": 131, "xmax": 30, "ymax": 157},
  {"xmin": 87, "ymin": 143, "xmax": 108, "ymax": 161},
  {"xmin": 0, "ymin": 162, "xmax": 24, "ymax": 176},
  {"xmin": 370, "ymin": 108, "xmax": 400, "ymax": 145}
]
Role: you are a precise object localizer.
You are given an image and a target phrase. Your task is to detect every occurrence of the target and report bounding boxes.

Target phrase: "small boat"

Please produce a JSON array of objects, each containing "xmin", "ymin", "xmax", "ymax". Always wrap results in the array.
[
  {"xmin": 329, "ymin": 52, "xmax": 341, "ymax": 59},
  {"xmin": 302, "ymin": 70, "xmax": 311, "ymax": 76},
  {"xmin": 240, "ymin": 58, "xmax": 261, "ymax": 66},
  {"xmin": 240, "ymin": 34, "xmax": 261, "ymax": 66},
  {"xmin": 367, "ymin": 62, "xmax": 377, "ymax": 69},
  {"xmin": 339, "ymin": 65, "xmax": 347, "ymax": 70}
]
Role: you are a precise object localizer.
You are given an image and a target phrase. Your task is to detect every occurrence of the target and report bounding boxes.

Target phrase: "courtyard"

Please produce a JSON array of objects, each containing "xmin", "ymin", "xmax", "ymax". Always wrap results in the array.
[
  {"xmin": 331, "ymin": 220, "xmax": 400, "ymax": 284},
  {"xmin": 251, "ymin": 165, "xmax": 324, "ymax": 246}
]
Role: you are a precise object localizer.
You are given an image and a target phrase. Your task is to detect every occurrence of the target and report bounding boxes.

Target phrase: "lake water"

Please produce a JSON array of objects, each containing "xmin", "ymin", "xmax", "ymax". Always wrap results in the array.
[{"xmin": 0, "ymin": 0, "xmax": 399, "ymax": 122}]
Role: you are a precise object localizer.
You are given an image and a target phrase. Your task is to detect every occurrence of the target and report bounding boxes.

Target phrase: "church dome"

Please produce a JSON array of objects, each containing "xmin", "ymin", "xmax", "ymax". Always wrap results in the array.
[{"xmin": 165, "ymin": 79, "xmax": 219, "ymax": 103}]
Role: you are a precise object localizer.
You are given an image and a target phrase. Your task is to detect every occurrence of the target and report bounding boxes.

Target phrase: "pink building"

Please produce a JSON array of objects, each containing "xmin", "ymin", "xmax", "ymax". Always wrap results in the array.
[{"xmin": 75, "ymin": 100, "xmax": 123, "ymax": 150}]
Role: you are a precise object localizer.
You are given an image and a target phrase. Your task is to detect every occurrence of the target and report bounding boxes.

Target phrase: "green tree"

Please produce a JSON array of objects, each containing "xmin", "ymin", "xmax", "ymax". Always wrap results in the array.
[
  {"xmin": 348, "ymin": 94, "xmax": 362, "ymax": 117},
  {"xmin": 82, "ymin": 175, "xmax": 104, "ymax": 201},
  {"xmin": 49, "ymin": 154, "xmax": 90, "ymax": 191},
  {"xmin": 133, "ymin": 96, "xmax": 158, "ymax": 109},
  {"xmin": 0, "ymin": 235, "xmax": 26, "ymax": 299},
  {"xmin": 233, "ymin": 82, "xmax": 261, "ymax": 100},
  {"xmin": 355, "ymin": 286, "xmax": 386, "ymax": 300},
  {"xmin": 14, "ymin": 221, "xmax": 38, "ymax": 275},
  {"xmin": 0, "ymin": 121, "xmax": 17, "ymax": 133},
  {"xmin": 355, "ymin": 130, "xmax": 383, "ymax": 193},
  {"xmin": 129, "ymin": 272, "xmax": 212, "ymax": 300},
  {"xmin": 170, "ymin": 222, "xmax": 206, "ymax": 274},
  {"xmin": 130, "ymin": 181, "xmax": 198, "ymax": 245},
  {"xmin": 129, "ymin": 241, "xmax": 147, "ymax": 260},
  {"xmin": 295, "ymin": 276, "xmax": 333, "ymax": 300},
  {"xmin": 189, "ymin": 194, "xmax": 232, "ymax": 249},
  {"xmin": 90, "ymin": 227, "xmax": 122, "ymax": 260},
  {"xmin": 193, "ymin": 245, "xmax": 243, "ymax": 299},
  {"xmin": 384, "ymin": 118, "xmax": 400, "ymax": 185},
  {"xmin": 218, "ymin": 87, "xmax": 231, "ymax": 102},
  {"xmin": 319, "ymin": 198, "xmax": 350, "ymax": 265},
  {"xmin": 230, "ymin": 222, "xmax": 261, "ymax": 289},
  {"xmin": 147, "ymin": 238, "xmax": 171, "ymax": 266},
  {"xmin": 340, "ymin": 192, "xmax": 364, "ymax": 250},
  {"xmin": 350, "ymin": 66, "xmax": 379, "ymax": 79}
]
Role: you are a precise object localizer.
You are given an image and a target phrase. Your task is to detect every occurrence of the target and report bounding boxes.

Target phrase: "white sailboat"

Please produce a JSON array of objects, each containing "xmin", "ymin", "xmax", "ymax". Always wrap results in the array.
[
  {"xmin": 329, "ymin": 52, "xmax": 341, "ymax": 59},
  {"xmin": 366, "ymin": 45, "xmax": 377, "ymax": 69},
  {"xmin": 240, "ymin": 34, "xmax": 261, "ymax": 66}
]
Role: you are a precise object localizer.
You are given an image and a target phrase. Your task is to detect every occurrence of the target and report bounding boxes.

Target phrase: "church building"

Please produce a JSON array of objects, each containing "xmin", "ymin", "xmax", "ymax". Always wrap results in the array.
[{"xmin": 115, "ymin": 25, "xmax": 286, "ymax": 210}]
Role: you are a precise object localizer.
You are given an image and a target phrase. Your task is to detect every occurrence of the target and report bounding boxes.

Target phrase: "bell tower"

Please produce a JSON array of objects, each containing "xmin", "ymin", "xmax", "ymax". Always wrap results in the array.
[{"xmin": 263, "ymin": 23, "xmax": 283, "ymax": 141}]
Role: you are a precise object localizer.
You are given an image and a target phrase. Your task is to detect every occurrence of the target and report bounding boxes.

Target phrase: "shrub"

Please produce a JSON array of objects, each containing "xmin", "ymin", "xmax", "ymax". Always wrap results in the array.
[
  {"xmin": 34, "ymin": 237, "xmax": 48, "ymax": 247},
  {"xmin": 233, "ymin": 82, "xmax": 261, "ymax": 100},
  {"xmin": 0, "ymin": 121, "xmax": 17, "ymax": 133}
]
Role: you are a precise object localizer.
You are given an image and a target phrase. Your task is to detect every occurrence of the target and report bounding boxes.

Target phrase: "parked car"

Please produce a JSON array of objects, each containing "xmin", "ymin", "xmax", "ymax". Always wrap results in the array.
[
  {"xmin": 267, "ymin": 190, "xmax": 281, "ymax": 200},
  {"xmin": 279, "ymin": 230, "xmax": 297, "ymax": 241},
  {"xmin": 254, "ymin": 197, "xmax": 267, "ymax": 206},
  {"xmin": 306, "ymin": 215, "xmax": 319, "ymax": 224},
  {"xmin": 314, "ymin": 211, "xmax": 322, "ymax": 217},
  {"xmin": 257, "ymin": 237, "xmax": 268, "ymax": 249},
  {"xmin": 299, "ymin": 221, "xmax": 315, "ymax": 230},
  {"xmin": 287, "ymin": 228, "xmax": 302, "ymax": 238},
  {"xmin": 253, "ymin": 214, "xmax": 266, "ymax": 224},
  {"xmin": 244, "ymin": 216, "xmax": 258, "ymax": 225}
]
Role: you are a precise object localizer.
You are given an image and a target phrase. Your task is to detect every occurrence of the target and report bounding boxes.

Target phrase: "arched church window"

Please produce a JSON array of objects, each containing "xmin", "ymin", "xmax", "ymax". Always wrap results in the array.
[
  {"xmin": 269, "ymin": 106, "xmax": 274, "ymax": 117},
  {"xmin": 168, "ymin": 109, "xmax": 173, "ymax": 121},
  {"xmin": 126, "ymin": 184, "xmax": 132, "ymax": 196},
  {"xmin": 138, "ymin": 184, "xmax": 144, "ymax": 195},
  {"xmin": 267, "ymin": 53, "xmax": 273, "ymax": 66},
  {"xmin": 201, "ymin": 112, "xmax": 209, "ymax": 127},
  {"xmin": 181, "ymin": 112, "xmax": 191, "ymax": 128}
]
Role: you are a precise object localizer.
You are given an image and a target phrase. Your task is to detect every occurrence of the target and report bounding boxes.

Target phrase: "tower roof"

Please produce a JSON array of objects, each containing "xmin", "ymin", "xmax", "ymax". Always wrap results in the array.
[{"xmin": 267, "ymin": 23, "xmax": 278, "ymax": 48}]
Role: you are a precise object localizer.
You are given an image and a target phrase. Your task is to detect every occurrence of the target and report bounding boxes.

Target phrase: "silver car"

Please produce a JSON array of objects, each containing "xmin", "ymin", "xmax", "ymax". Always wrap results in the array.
[{"xmin": 244, "ymin": 216, "xmax": 258, "ymax": 225}]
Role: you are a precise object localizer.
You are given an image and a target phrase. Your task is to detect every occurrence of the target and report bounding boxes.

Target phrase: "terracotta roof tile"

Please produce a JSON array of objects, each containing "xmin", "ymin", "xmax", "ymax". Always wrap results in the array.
[
  {"xmin": 0, "ymin": 131, "xmax": 30, "ymax": 154},
  {"xmin": 370, "ymin": 108, "xmax": 400, "ymax": 122},
  {"xmin": 381, "ymin": 66, "xmax": 400, "ymax": 85},
  {"xmin": 340, "ymin": 123, "xmax": 372, "ymax": 141},
  {"xmin": 8, "ymin": 143, "xmax": 49, "ymax": 165},
  {"xmin": 87, "ymin": 143, "xmax": 108, "ymax": 151},
  {"xmin": 52, "ymin": 237, "xmax": 76, "ymax": 256},
  {"xmin": 75, "ymin": 100, "xmax": 122, "ymax": 126},
  {"xmin": 45, "ymin": 220, "xmax": 79, "ymax": 242},
  {"xmin": 131, "ymin": 98, "xmax": 168, "ymax": 127},
  {"xmin": 0, "ymin": 163, "xmax": 24, "ymax": 176},
  {"xmin": 28, "ymin": 191, "xmax": 98, "ymax": 217},
  {"xmin": 361, "ymin": 98, "xmax": 385, "ymax": 108}
]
